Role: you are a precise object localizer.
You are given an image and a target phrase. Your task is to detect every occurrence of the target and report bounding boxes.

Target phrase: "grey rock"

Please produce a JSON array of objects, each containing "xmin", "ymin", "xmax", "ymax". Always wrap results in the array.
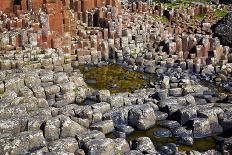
[
  {"xmin": 132, "ymin": 137, "xmax": 157, "ymax": 154},
  {"xmin": 90, "ymin": 120, "xmax": 114, "ymax": 134},
  {"xmin": 172, "ymin": 127, "xmax": 192, "ymax": 138},
  {"xmin": 128, "ymin": 104, "xmax": 156, "ymax": 130},
  {"xmin": 154, "ymin": 129, "xmax": 172, "ymax": 138},
  {"xmin": 76, "ymin": 130, "xmax": 105, "ymax": 148},
  {"xmin": 114, "ymin": 138, "xmax": 130, "ymax": 154},
  {"xmin": 60, "ymin": 117, "xmax": 87, "ymax": 138},
  {"xmin": 188, "ymin": 118, "xmax": 212, "ymax": 138},
  {"xmin": 48, "ymin": 138, "xmax": 79, "ymax": 153},
  {"xmin": 159, "ymin": 120, "xmax": 181, "ymax": 129},
  {"xmin": 83, "ymin": 138, "xmax": 115, "ymax": 155},
  {"xmin": 44, "ymin": 117, "xmax": 60, "ymax": 142},
  {"xmin": 178, "ymin": 136, "xmax": 194, "ymax": 146}
]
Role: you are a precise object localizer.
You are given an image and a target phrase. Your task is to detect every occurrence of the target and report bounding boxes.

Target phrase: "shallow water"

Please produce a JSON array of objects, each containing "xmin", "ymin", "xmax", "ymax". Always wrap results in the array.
[
  {"xmin": 107, "ymin": 125, "xmax": 216, "ymax": 152},
  {"xmin": 126, "ymin": 125, "xmax": 216, "ymax": 152},
  {"xmin": 80, "ymin": 64, "xmax": 157, "ymax": 93}
]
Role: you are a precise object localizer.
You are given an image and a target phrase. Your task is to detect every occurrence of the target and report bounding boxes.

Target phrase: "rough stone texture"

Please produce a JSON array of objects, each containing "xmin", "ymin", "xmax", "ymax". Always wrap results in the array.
[
  {"xmin": 128, "ymin": 104, "xmax": 156, "ymax": 130},
  {"xmin": 90, "ymin": 120, "xmax": 114, "ymax": 134},
  {"xmin": 83, "ymin": 138, "xmax": 115, "ymax": 155},
  {"xmin": 213, "ymin": 12, "xmax": 232, "ymax": 46},
  {"xmin": 132, "ymin": 137, "xmax": 158, "ymax": 154}
]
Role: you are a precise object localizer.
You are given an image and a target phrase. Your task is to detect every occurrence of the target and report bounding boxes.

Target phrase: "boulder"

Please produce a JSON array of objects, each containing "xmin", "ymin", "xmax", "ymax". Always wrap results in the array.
[
  {"xmin": 44, "ymin": 117, "xmax": 60, "ymax": 141},
  {"xmin": 188, "ymin": 118, "xmax": 212, "ymax": 138},
  {"xmin": 132, "ymin": 137, "xmax": 157, "ymax": 154},
  {"xmin": 128, "ymin": 104, "xmax": 156, "ymax": 130},
  {"xmin": 60, "ymin": 117, "xmax": 87, "ymax": 138},
  {"xmin": 114, "ymin": 138, "xmax": 130, "ymax": 154}
]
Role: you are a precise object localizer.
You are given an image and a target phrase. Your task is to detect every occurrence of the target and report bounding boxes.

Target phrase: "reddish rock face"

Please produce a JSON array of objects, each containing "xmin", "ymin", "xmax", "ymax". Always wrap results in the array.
[{"xmin": 0, "ymin": 0, "xmax": 13, "ymax": 12}]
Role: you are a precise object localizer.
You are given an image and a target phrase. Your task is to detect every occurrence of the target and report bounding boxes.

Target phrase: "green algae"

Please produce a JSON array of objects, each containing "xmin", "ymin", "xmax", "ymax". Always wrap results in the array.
[{"xmin": 79, "ymin": 64, "xmax": 156, "ymax": 94}]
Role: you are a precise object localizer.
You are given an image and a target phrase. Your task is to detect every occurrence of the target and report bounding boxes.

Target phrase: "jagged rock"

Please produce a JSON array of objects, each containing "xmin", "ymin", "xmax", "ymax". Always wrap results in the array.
[
  {"xmin": 53, "ymin": 72, "xmax": 69, "ymax": 84},
  {"xmin": 32, "ymin": 86, "xmax": 46, "ymax": 98},
  {"xmin": 0, "ymin": 117, "xmax": 26, "ymax": 135},
  {"xmin": 115, "ymin": 124, "xmax": 134, "ymax": 135},
  {"xmin": 71, "ymin": 117, "xmax": 90, "ymax": 128}
]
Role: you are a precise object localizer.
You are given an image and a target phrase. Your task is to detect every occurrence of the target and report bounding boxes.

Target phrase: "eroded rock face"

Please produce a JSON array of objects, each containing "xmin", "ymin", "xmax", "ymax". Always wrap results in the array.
[{"xmin": 213, "ymin": 12, "xmax": 232, "ymax": 47}]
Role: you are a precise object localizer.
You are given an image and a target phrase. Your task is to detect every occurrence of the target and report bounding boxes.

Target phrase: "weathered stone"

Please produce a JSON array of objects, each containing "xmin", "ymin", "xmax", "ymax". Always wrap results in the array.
[
  {"xmin": 90, "ymin": 120, "xmax": 114, "ymax": 134},
  {"xmin": 83, "ymin": 138, "xmax": 115, "ymax": 155},
  {"xmin": 159, "ymin": 120, "xmax": 181, "ymax": 129},
  {"xmin": 114, "ymin": 138, "xmax": 130, "ymax": 154},
  {"xmin": 92, "ymin": 102, "xmax": 111, "ymax": 114},
  {"xmin": 76, "ymin": 130, "xmax": 105, "ymax": 148},
  {"xmin": 188, "ymin": 118, "xmax": 212, "ymax": 138},
  {"xmin": 48, "ymin": 138, "xmax": 79, "ymax": 153},
  {"xmin": 172, "ymin": 127, "xmax": 192, "ymax": 138},
  {"xmin": 60, "ymin": 117, "xmax": 87, "ymax": 138},
  {"xmin": 44, "ymin": 117, "xmax": 60, "ymax": 142},
  {"xmin": 44, "ymin": 85, "xmax": 60, "ymax": 96},
  {"xmin": 154, "ymin": 129, "xmax": 172, "ymax": 138},
  {"xmin": 128, "ymin": 104, "xmax": 156, "ymax": 130},
  {"xmin": 132, "ymin": 137, "xmax": 157, "ymax": 154},
  {"xmin": 178, "ymin": 136, "xmax": 194, "ymax": 146}
]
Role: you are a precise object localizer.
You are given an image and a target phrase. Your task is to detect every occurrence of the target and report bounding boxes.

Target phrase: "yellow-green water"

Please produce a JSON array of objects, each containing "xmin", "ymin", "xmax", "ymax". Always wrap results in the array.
[{"xmin": 80, "ymin": 64, "xmax": 157, "ymax": 94}]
